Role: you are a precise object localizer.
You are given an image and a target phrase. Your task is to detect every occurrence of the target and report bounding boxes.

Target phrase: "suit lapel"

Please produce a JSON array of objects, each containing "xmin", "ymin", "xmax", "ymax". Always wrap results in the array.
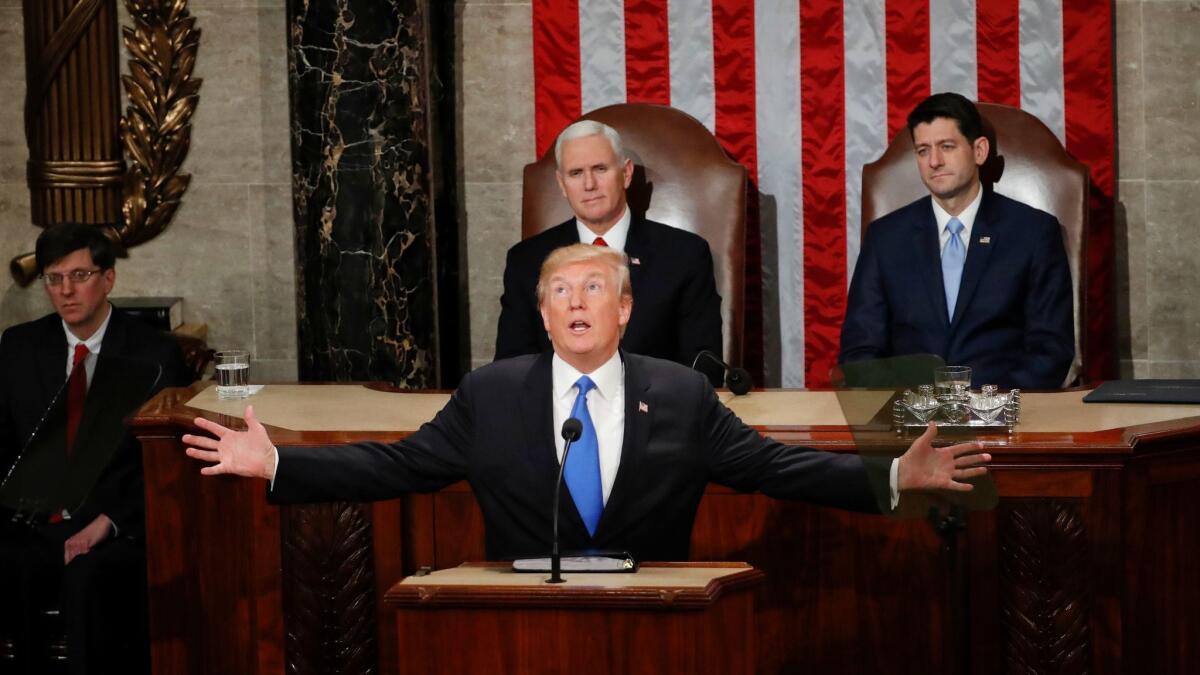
[
  {"xmin": 593, "ymin": 351, "xmax": 652, "ymax": 541},
  {"xmin": 32, "ymin": 317, "xmax": 67, "ymax": 406},
  {"xmin": 622, "ymin": 217, "xmax": 653, "ymax": 294},
  {"xmin": 950, "ymin": 191, "xmax": 998, "ymax": 327},
  {"xmin": 912, "ymin": 199, "xmax": 950, "ymax": 326},
  {"xmin": 71, "ymin": 310, "xmax": 127, "ymax": 461},
  {"xmin": 521, "ymin": 352, "xmax": 590, "ymax": 537}
]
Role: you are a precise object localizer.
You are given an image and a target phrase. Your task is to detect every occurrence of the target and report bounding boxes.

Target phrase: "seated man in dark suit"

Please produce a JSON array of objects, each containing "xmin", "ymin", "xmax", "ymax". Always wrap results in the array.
[
  {"xmin": 494, "ymin": 120, "xmax": 725, "ymax": 385},
  {"xmin": 185, "ymin": 245, "xmax": 989, "ymax": 562},
  {"xmin": 0, "ymin": 224, "xmax": 189, "ymax": 675},
  {"xmin": 839, "ymin": 93, "xmax": 1074, "ymax": 389}
]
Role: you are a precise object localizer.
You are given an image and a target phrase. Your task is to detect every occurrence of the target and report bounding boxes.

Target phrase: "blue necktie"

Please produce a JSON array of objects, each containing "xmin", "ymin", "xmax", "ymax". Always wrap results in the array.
[
  {"xmin": 564, "ymin": 376, "xmax": 603, "ymax": 536},
  {"xmin": 942, "ymin": 217, "xmax": 966, "ymax": 318}
]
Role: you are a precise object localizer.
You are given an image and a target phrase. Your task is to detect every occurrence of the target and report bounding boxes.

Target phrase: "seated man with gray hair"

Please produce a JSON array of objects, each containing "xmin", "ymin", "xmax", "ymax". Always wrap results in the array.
[{"xmin": 494, "ymin": 120, "xmax": 724, "ymax": 385}]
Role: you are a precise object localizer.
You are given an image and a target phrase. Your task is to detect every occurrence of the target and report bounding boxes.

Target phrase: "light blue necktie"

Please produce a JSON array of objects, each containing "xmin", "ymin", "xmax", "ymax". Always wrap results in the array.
[
  {"xmin": 564, "ymin": 376, "xmax": 603, "ymax": 536},
  {"xmin": 942, "ymin": 217, "xmax": 966, "ymax": 318}
]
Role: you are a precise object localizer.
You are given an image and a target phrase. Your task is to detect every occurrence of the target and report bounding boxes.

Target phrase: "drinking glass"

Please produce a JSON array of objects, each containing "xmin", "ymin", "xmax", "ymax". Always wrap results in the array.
[{"xmin": 215, "ymin": 350, "xmax": 250, "ymax": 400}]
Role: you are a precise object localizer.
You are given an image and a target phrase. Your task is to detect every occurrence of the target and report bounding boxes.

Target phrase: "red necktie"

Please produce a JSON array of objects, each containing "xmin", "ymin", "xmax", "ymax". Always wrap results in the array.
[
  {"xmin": 592, "ymin": 237, "xmax": 608, "ymax": 247},
  {"xmin": 66, "ymin": 344, "xmax": 89, "ymax": 456}
]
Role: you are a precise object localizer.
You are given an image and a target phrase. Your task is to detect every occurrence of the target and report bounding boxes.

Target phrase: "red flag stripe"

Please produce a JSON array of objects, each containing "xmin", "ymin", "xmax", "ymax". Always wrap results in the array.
[
  {"xmin": 710, "ymin": 0, "xmax": 763, "ymax": 378},
  {"xmin": 1062, "ymin": 0, "xmax": 1116, "ymax": 381},
  {"xmin": 624, "ymin": 0, "xmax": 671, "ymax": 105},
  {"xmin": 976, "ymin": 0, "xmax": 1022, "ymax": 106},
  {"xmin": 884, "ymin": 0, "xmax": 931, "ymax": 139},
  {"xmin": 800, "ymin": 0, "xmax": 847, "ymax": 387},
  {"xmin": 532, "ymin": 0, "xmax": 582, "ymax": 157}
]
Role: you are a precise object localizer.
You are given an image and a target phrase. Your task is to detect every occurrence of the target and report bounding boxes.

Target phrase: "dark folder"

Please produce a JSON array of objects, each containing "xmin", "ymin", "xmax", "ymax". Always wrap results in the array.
[{"xmin": 1083, "ymin": 380, "xmax": 1200, "ymax": 404}]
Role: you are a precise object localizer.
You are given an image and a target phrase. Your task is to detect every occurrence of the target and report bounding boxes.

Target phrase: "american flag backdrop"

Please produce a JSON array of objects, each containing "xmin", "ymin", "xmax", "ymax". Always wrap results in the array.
[{"xmin": 532, "ymin": 0, "xmax": 1114, "ymax": 387}]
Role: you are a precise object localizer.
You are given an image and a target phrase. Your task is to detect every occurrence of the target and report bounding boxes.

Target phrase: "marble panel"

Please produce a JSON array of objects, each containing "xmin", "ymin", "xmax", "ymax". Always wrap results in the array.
[
  {"xmin": 1115, "ymin": 180, "xmax": 1147, "ymax": 362},
  {"xmin": 249, "ymin": 184, "xmax": 298, "ymax": 362},
  {"xmin": 289, "ymin": 0, "xmax": 439, "ymax": 388},
  {"xmin": 1115, "ymin": 2, "xmax": 1143, "ymax": 181},
  {"xmin": 1142, "ymin": 2, "xmax": 1200, "ymax": 182},
  {"xmin": 464, "ymin": 180, "xmax": 523, "ymax": 366},
  {"xmin": 459, "ymin": 2, "xmax": 536, "ymax": 184},
  {"xmin": 0, "ymin": 9, "xmax": 25, "ymax": 184},
  {"xmin": 118, "ymin": 184, "xmax": 255, "ymax": 354},
  {"xmin": 185, "ymin": 6, "xmax": 268, "ymax": 184},
  {"xmin": 1144, "ymin": 181, "xmax": 1200, "ymax": 363}
]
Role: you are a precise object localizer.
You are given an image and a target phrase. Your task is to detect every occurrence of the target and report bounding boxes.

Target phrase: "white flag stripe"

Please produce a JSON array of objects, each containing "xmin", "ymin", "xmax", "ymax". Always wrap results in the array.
[
  {"xmin": 1019, "ymin": 0, "xmax": 1066, "ymax": 143},
  {"xmin": 843, "ymin": 0, "xmax": 888, "ymax": 286},
  {"xmin": 669, "ymin": 0, "xmax": 717, "ymax": 131},
  {"xmin": 929, "ymin": 0, "xmax": 978, "ymax": 100},
  {"xmin": 579, "ymin": 0, "xmax": 627, "ymax": 114},
  {"xmin": 754, "ymin": 0, "xmax": 805, "ymax": 387}
]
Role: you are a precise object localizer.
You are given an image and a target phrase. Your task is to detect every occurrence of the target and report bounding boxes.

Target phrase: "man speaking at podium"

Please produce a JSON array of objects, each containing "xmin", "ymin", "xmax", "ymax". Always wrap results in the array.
[{"xmin": 185, "ymin": 245, "xmax": 989, "ymax": 562}]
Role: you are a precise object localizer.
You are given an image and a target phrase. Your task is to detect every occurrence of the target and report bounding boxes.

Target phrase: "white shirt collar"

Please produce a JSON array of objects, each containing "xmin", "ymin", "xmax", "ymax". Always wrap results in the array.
[
  {"xmin": 63, "ymin": 302, "xmax": 113, "ymax": 355},
  {"xmin": 552, "ymin": 349, "xmax": 623, "ymax": 403},
  {"xmin": 931, "ymin": 183, "xmax": 983, "ymax": 251},
  {"xmin": 574, "ymin": 206, "xmax": 631, "ymax": 252}
]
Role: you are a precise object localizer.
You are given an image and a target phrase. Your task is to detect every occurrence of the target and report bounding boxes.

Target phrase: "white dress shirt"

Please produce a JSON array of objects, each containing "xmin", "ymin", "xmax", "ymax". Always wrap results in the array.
[
  {"xmin": 551, "ymin": 351, "xmax": 624, "ymax": 505},
  {"xmin": 62, "ymin": 302, "xmax": 113, "ymax": 391},
  {"xmin": 931, "ymin": 184, "xmax": 983, "ymax": 255},
  {"xmin": 574, "ymin": 206, "xmax": 631, "ymax": 251}
]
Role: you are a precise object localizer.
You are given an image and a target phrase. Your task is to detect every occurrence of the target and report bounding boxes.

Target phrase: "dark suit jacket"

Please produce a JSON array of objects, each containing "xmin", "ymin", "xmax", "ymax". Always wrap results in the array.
[
  {"xmin": 0, "ymin": 309, "xmax": 189, "ymax": 538},
  {"xmin": 494, "ymin": 216, "xmax": 724, "ymax": 384},
  {"xmin": 839, "ymin": 190, "xmax": 1074, "ymax": 389},
  {"xmin": 272, "ymin": 352, "xmax": 881, "ymax": 561}
]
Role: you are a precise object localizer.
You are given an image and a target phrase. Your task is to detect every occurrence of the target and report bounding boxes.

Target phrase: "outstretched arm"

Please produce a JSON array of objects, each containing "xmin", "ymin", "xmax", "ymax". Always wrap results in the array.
[{"xmin": 183, "ymin": 405, "xmax": 277, "ymax": 480}]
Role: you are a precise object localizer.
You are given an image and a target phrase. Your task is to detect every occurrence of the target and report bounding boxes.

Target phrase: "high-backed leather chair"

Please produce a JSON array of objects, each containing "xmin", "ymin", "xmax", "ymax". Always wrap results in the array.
[
  {"xmin": 522, "ymin": 104, "xmax": 748, "ymax": 367},
  {"xmin": 861, "ymin": 102, "xmax": 1088, "ymax": 383}
]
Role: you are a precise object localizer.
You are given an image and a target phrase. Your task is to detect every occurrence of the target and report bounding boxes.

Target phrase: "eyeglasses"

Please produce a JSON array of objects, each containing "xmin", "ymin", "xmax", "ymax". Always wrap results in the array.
[{"xmin": 41, "ymin": 269, "xmax": 103, "ymax": 287}]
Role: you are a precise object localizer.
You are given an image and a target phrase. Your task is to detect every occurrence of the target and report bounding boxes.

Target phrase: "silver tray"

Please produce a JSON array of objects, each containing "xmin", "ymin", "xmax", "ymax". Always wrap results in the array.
[{"xmin": 892, "ymin": 388, "xmax": 1021, "ymax": 433}]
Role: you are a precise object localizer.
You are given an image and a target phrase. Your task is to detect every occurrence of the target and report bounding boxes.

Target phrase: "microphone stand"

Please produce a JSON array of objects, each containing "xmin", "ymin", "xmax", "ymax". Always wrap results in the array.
[
  {"xmin": 690, "ymin": 349, "xmax": 753, "ymax": 396},
  {"xmin": 549, "ymin": 418, "xmax": 582, "ymax": 584}
]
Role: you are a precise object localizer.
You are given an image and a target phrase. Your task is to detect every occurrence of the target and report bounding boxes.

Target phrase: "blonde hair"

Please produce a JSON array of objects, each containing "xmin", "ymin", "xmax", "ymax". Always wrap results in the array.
[{"xmin": 536, "ymin": 244, "xmax": 632, "ymax": 306}]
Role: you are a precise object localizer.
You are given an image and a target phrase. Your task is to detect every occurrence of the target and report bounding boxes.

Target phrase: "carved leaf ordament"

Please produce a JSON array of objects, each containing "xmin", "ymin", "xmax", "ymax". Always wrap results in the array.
[
  {"xmin": 1000, "ymin": 501, "xmax": 1093, "ymax": 675},
  {"xmin": 119, "ymin": 0, "xmax": 201, "ymax": 248}
]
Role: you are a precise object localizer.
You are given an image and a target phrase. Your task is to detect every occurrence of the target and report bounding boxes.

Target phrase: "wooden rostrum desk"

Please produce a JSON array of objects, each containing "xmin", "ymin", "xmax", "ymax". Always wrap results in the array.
[{"xmin": 133, "ymin": 382, "xmax": 1200, "ymax": 675}]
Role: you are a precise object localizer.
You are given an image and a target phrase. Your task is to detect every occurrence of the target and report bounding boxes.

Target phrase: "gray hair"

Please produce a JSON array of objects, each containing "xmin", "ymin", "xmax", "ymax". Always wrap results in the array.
[{"xmin": 553, "ymin": 120, "xmax": 627, "ymax": 169}]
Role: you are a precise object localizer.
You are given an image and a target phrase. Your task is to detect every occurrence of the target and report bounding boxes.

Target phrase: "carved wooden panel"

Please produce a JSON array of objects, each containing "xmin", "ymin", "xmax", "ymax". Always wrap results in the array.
[
  {"xmin": 999, "ymin": 500, "xmax": 1093, "ymax": 675},
  {"xmin": 281, "ymin": 502, "xmax": 378, "ymax": 675}
]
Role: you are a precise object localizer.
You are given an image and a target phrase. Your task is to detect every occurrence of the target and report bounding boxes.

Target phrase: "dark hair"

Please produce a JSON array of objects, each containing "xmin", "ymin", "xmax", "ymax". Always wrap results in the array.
[
  {"xmin": 906, "ymin": 92, "xmax": 984, "ymax": 142},
  {"xmin": 35, "ymin": 223, "xmax": 120, "ymax": 274}
]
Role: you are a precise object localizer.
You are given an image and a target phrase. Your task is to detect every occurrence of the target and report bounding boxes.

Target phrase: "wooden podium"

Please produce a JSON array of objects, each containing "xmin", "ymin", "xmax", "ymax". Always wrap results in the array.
[
  {"xmin": 133, "ymin": 383, "xmax": 1200, "ymax": 675},
  {"xmin": 385, "ymin": 563, "xmax": 763, "ymax": 675}
]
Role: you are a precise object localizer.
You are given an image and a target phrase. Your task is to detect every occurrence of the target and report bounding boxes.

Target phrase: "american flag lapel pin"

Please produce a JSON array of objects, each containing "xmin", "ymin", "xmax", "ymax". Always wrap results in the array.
[
  {"xmin": 979, "ymin": 236, "xmax": 991, "ymax": 244},
  {"xmin": 638, "ymin": 401, "xmax": 649, "ymax": 413},
  {"xmin": 630, "ymin": 257, "xmax": 641, "ymax": 265}
]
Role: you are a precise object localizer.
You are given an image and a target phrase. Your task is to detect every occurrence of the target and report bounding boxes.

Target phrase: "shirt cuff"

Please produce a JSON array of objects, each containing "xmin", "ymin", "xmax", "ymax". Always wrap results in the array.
[
  {"xmin": 269, "ymin": 446, "xmax": 279, "ymax": 491},
  {"xmin": 889, "ymin": 458, "xmax": 900, "ymax": 510}
]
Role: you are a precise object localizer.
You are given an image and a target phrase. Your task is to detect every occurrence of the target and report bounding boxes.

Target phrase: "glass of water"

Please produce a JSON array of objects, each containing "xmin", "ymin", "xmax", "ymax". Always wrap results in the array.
[
  {"xmin": 215, "ymin": 350, "xmax": 250, "ymax": 400},
  {"xmin": 933, "ymin": 366, "xmax": 972, "ymax": 402}
]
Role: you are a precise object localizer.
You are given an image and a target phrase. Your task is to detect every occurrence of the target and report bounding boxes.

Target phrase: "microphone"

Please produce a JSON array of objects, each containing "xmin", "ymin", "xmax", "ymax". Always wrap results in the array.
[
  {"xmin": 1, "ymin": 368, "xmax": 73, "ymax": 525},
  {"xmin": 549, "ymin": 417, "xmax": 583, "ymax": 584},
  {"xmin": 691, "ymin": 349, "xmax": 753, "ymax": 396}
]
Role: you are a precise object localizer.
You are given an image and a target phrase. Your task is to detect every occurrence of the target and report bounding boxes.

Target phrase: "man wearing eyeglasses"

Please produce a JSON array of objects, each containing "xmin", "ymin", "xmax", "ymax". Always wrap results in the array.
[{"xmin": 0, "ymin": 223, "xmax": 188, "ymax": 674}]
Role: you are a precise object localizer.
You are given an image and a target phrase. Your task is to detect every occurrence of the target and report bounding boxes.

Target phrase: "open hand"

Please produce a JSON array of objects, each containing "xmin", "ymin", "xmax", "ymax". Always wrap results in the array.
[
  {"xmin": 64, "ymin": 514, "xmax": 113, "ymax": 565},
  {"xmin": 897, "ymin": 422, "xmax": 991, "ymax": 493},
  {"xmin": 183, "ymin": 405, "xmax": 276, "ymax": 480}
]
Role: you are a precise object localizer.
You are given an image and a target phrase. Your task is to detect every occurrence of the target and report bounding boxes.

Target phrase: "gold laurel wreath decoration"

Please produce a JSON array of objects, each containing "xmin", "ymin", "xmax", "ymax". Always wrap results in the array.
[{"xmin": 118, "ymin": 0, "xmax": 201, "ymax": 247}]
